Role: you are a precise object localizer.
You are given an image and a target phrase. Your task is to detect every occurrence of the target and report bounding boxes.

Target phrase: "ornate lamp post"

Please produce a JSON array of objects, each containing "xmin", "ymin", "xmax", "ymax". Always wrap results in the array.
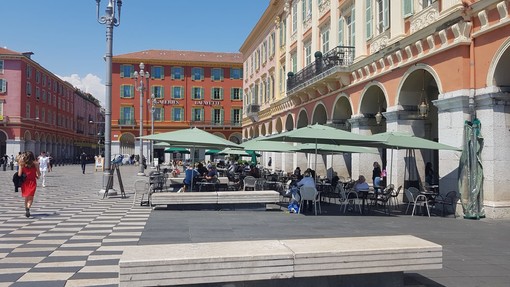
[
  {"xmin": 96, "ymin": 0, "xmax": 122, "ymax": 192},
  {"xmin": 133, "ymin": 63, "xmax": 150, "ymax": 176},
  {"xmin": 148, "ymin": 94, "xmax": 157, "ymax": 167}
]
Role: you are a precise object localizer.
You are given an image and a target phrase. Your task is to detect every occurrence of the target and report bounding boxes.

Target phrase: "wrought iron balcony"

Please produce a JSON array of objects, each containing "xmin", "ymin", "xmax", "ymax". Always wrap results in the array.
[
  {"xmin": 189, "ymin": 120, "xmax": 242, "ymax": 128},
  {"xmin": 287, "ymin": 46, "xmax": 354, "ymax": 93},
  {"xmin": 118, "ymin": 118, "xmax": 137, "ymax": 126}
]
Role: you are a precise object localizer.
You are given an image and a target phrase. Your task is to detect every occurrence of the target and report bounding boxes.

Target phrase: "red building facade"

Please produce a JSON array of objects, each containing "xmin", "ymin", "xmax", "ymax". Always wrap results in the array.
[
  {"xmin": 0, "ymin": 47, "xmax": 102, "ymax": 161},
  {"xmin": 111, "ymin": 50, "xmax": 243, "ymax": 160}
]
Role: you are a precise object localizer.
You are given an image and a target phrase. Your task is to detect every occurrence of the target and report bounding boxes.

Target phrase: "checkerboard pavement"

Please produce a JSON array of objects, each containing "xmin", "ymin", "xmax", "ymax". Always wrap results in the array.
[{"xmin": 0, "ymin": 164, "xmax": 151, "ymax": 287}]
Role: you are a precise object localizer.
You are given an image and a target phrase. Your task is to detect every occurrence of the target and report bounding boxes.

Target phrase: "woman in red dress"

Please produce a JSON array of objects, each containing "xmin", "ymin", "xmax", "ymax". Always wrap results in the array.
[{"xmin": 18, "ymin": 151, "xmax": 40, "ymax": 218}]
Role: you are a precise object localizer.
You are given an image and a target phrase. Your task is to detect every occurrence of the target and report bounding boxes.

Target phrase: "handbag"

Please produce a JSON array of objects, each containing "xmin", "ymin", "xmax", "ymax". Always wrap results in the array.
[{"xmin": 12, "ymin": 172, "xmax": 26, "ymax": 192}]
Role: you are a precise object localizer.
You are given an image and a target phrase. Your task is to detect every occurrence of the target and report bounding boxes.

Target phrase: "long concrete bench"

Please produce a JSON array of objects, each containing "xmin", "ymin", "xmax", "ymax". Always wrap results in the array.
[
  {"xmin": 119, "ymin": 235, "xmax": 442, "ymax": 287},
  {"xmin": 150, "ymin": 190, "xmax": 280, "ymax": 207}
]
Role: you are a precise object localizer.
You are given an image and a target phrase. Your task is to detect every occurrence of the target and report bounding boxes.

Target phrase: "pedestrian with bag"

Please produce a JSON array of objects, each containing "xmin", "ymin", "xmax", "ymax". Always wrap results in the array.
[{"xmin": 18, "ymin": 151, "xmax": 40, "ymax": 218}]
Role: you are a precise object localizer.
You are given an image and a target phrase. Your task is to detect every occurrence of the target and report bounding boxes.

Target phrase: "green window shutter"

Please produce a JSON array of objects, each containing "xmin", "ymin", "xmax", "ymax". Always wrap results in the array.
[
  {"xmin": 220, "ymin": 88, "xmax": 224, "ymax": 100},
  {"xmin": 171, "ymin": 68, "xmax": 175, "ymax": 80},
  {"xmin": 220, "ymin": 68, "xmax": 224, "ymax": 81},
  {"xmin": 403, "ymin": 0, "xmax": 413, "ymax": 18},
  {"xmin": 120, "ymin": 65, "xmax": 124, "ymax": 78},
  {"xmin": 230, "ymin": 108, "xmax": 234, "ymax": 124},
  {"xmin": 130, "ymin": 86, "xmax": 134, "ymax": 97},
  {"xmin": 120, "ymin": 85, "xmax": 124, "ymax": 97},
  {"xmin": 230, "ymin": 88, "xmax": 234, "ymax": 100},
  {"xmin": 220, "ymin": 109, "xmax": 224, "ymax": 124},
  {"xmin": 200, "ymin": 87, "xmax": 204, "ymax": 99},
  {"xmin": 161, "ymin": 67, "xmax": 165, "ymax": 80},
  {"xmin": 366, "ymin": 0, "xmax": 372, "ymax": 39},
  {"xmin": 201, "ymin": 68, "xmax": 204, "ymax": 80},
  {"xmin": 338, "ymin": 18, "xmax": 344, "ymax": 46}
]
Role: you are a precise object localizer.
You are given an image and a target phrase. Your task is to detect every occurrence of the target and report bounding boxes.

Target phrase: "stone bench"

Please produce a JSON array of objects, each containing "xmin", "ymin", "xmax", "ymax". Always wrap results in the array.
[
  {"xmin": 150, "ymin": 190, "xmax": 280, "ymax": 207},
  {"xmin": 119, "ymin": 235, "xmax": 442, "ymax": 287}
]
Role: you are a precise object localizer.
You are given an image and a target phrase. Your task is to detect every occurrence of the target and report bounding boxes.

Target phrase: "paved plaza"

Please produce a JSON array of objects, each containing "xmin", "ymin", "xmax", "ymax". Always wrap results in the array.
[{"xmin": 0, "ymin": 164, "xmax": 509, "ymax": 287}]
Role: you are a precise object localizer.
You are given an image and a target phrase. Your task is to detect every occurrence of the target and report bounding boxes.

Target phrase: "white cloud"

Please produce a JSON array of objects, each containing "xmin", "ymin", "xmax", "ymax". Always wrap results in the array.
[{"xmin": 59, "ymin": 74, "xmax": 105, "ymax": 106}]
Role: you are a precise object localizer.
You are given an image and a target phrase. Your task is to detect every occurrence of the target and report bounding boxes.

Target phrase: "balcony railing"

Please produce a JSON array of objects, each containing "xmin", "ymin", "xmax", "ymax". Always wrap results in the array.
[
  {"xmin": 118, "ymin": 118, "xmax": 137, "ymax": 126},
  {"xmin": 287, "ymin": 46, "xmax": 354, "ymax": 92},
  {"xmin": 190, "ymin": 120, "xmax": 242, "ymax": 128}
]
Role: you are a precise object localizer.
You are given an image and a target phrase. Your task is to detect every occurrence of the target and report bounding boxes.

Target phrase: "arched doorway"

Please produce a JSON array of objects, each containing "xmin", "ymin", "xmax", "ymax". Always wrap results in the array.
[
  {"xmin": 0, "ymin": 130, "xmax": 7, "ymax": 156},
  {"xmin": 311, "ymin": 103, "xmax": 328, "ymax": 125},
  {"xmin": 296, "ymin": 109, "xmax": 309, "ymax": 128},
  {"xmin": 119, "ymin": 133, "xmax": 135, "ymax": 155}
]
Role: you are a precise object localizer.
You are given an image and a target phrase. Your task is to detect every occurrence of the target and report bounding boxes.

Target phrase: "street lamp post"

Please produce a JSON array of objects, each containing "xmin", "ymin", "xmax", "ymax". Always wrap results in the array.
[
  {"xmin": 96, "ymin": 0, "xmax": 122, "ymax": 192},
  {"xmin": 133, "ymin": 63, "xmax": 150, "ymax": 176},
  {"xmin": 89, "ymin": 120, "xmax": 105, "ymax": 156}
]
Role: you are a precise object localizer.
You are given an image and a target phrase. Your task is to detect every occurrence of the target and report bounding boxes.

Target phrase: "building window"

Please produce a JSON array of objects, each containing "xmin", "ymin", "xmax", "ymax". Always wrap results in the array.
[
  {"xmin": 172, "ymin": 86, "xmax": 184, "ymax": 99},
  {"xmin": 280, "ymin": 18, "xmax": 287, "ymax": 46},
  {"xmin": 231, "ymin": 88, "xmax": 242, "ymax": 100},
  {"xmin": 171, "ymin": 107, "xmax": 184, "ymax": 121},
  {"xmin": 212, "ymin": 109, "xmax": 223, "ymax": 125},
  {"xmin": 292, "ymin": 1, "xmax": 298, "ymax": 33},
  {"xmin": 279, "ymin": 65, "xmax": 286, "ymax": 93},
  {"xmin": 120, "ymin": 64, "xmax": 133, "ymax": 78},
  {"xmin": 347, "ymin": 8, "xmax": 355, "ymax": 46},
  {"xmin": 42, "ymin": 90, "xmax": 46, "ymax": 102},
  {"xmin": 0, "ymin": 79, "xmax": 6, "ymax": 93},
  {"xmin": 304, "ymin": 42, "xmax": 312, "ymax": 66},
  {"xmin": 36, "ymin": 70, "xmax": 41, "ymax": 84},
  {"xmin": 191, "ymin": 87, "xmax": 204, "ymax": 100},
  {"xmin": 422, "ymin": 0, "xmax": 434, "ymax": 8},
  {"xmin": 269, "ymin": 32, "xmax": 276, "ymax": 57},
  {"xmin": 153, "ymin": 107, "xmax": 164, "ymax": 121},
  {"xmin": 192, "ymin": 107, "xmax": 204, "ymax": 122},
  {"xmin": 262, "ymin": 41, "xmax": 268, "ymax": 64},
  {"xmin": 152, "ymin": 86, "xmax": 164, "ymax": 98},
  {"xmin": 151, "ymin": 66, "xmax": 164, "ymax": 79},
  {"xmin": 36, "ymin": 87, "xmax": 40, "ymax": 101},
  {"xmin": 0, "ymin": 60, "xmax": 4, "ymax": 74},
  {"xmin": 291, "ymin": 52, "xmax": 297, "ymax": 73},
  {"xmin": 120, "ymin": 85, "xmax": 134, "ymax": 98},
  {"xmin": 376, "ymin": 0, "xmax": 389, "ymax": 33},
  {"xmin": 230, "ymin": 68, "xmax": 242, "ymax": 79},
  {"xmin": 191, "ymin": 67, "xmax": 204, "ymax": 81},
  {"xmin": 302, "ymin": 0, "xmax": 312, "ymax": 22},
  {"xmin": 211, "ymin": 87, "xmax": 224, "ymax": 100},
  {"xmin": 42, "ymin": 74, "xmax": 46, "ymax": 87},
  {"xmin": 26, "ymin": 103, "xmax": 31, "ymax": 118},
  {"xmin": 171, "ymin": 67, "xmax": 183, "ymax": 80},
  {"xmin": 26, "ymin": 65, "xmax": 32, "ymax": 79},
  {"xmin": 231, "ymin": 109, "xmax": 242, "ymax": 126},
  {"xmin": 321, "ymin": 28, "xmax": 330, "ymax": 53},
  {"xmin": 211, "ymin": 68, "xmax": 224, "ymax": 81},
  {"xmin": 41, "ymin": 109, "xmax": 45, "ymax": 123},
  {"xmin": 120, "ymin": 106, "xmax": 134, "ymax": 125}
]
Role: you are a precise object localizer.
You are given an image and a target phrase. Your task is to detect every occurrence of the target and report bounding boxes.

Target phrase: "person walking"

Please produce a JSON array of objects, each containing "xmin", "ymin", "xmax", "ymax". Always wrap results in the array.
[
  {"xmin": 18, "ymin": 151, "xmax": 40, "ymax": 218},
  {"xmin": 80, "ymin": 152, "xmax": 87, "ymax": 174},
  {"xmin": 38, "ymin": 151, "xmax": 50, "ymax": 187}
]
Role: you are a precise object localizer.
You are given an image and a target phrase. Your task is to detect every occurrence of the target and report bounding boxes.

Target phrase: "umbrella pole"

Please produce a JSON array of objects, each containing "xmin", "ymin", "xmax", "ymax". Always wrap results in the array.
[{"xmin": 315, "ymin": 139, "xmax": 318, "ymax": 182}]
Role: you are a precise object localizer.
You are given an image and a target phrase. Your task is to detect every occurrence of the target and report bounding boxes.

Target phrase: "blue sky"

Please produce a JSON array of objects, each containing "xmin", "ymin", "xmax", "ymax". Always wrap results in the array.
[{"xmin": 1, "ymin": 0, "xmax": 269, "ymax": 104}]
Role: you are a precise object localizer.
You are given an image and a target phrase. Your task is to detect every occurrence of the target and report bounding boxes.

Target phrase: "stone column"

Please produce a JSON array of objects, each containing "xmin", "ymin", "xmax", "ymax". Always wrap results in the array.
[{"xmin": 472, "ymin": 91, "xmax": 510, "ymax": 218}]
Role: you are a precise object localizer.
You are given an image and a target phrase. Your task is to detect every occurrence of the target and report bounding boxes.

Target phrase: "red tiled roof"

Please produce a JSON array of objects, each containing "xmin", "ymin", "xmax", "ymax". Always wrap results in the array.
[
  {"xmin": 0, "ymin": 47, "xmax": 22, "ymax": 55},
  {"xmin": 114, "ymin": 50, "xmax": 243, "ymax": 64}
]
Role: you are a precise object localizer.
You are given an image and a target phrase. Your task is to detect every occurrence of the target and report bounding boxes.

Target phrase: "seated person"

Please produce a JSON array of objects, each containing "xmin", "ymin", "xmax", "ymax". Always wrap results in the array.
[
  {"xmin": 331, "ymin": 172, "xmax": 340, "ymax": 188},
  {"xmin": 287, "ymin": 171, "xmax": 316, "ymax": 212},
  {"xmin": 248, "ymin": 165, "xmax": 261, "ymax": 178},
  {"xmin": 197, "ymin": 162, "xmax": 208, "ymax": 176},
  {"xmin": 293, "ymin": 167, "xmax": 301, "ymax": 177},
  {"xmin": 205, "ymin": 165, "xmax": 218, "ymax": 182},
  {"xmin": 353, "ymin": 175, "xmax": 370, "ymax": 192},
  {"xmin": 182, "ymin": 164, "xmax": 199, "ymax": 192}
]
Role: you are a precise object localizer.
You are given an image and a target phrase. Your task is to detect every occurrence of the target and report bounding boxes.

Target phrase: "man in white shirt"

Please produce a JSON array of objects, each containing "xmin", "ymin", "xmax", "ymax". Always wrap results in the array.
[{"xmin": 38, "ymin": 151, "xmax": 50, "ymax": 187}]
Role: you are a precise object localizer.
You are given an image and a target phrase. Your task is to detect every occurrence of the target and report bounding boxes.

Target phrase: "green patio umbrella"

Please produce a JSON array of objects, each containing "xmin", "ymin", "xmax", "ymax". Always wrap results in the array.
[
  {"xmin": 140, "ymin": 128, "xmax": 240, "ymax": 149},
  {"xmin": 164, "ymin": 147, "xmax": 190, "ymax": 154},
  {"xmin": 294, "ymin": 143, "xmax": 379, "ymax": 154},
  {"xmin": 364, "ymin": 131, "xmax": 461, "ymax": 150},
  {"xmin": 140, "ymin": 128, "xmax": 239, "ymax": 190},
  {"xmin": 262, "ymin": 124, "xmax": 380, "ymax": 176},
  {"xmin": 218, "ymin": 148, "xmax": 261, "ymax": 157},
  {"xmin": 240, "ymin": 137, "xmax": 297, "ymax": 152},
  {"xmin": 364, "ymin": 131, "xmax": 461, "ymax": 187},
  {"xmin": 205, "ymin": 149, "xmax": 225, "ymax": 155}
]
